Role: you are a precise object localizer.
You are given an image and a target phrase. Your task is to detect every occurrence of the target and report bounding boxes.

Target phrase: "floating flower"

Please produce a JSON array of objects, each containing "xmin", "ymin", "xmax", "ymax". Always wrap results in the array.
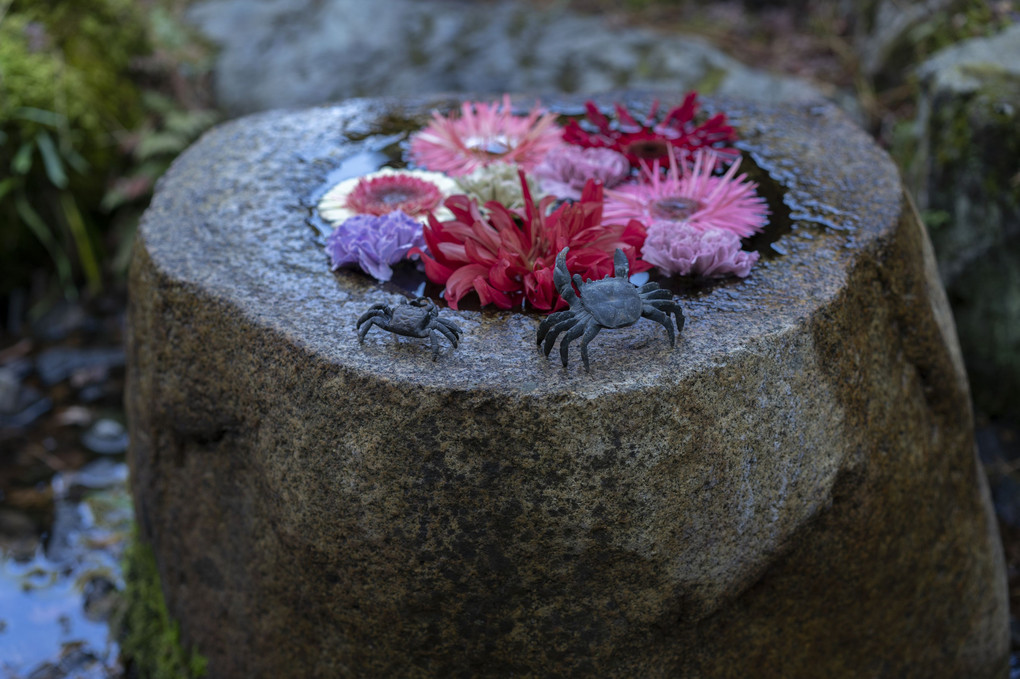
[
  {"xmin": 318, "ymin": 168, "xmax": 457, "ymax": 224},
  {"xmin": 604, "ymin": 149, "xmax": 768, "ymax": 278},
  {"xmin": 562, "ymin": 93, "xmax": 737, "ymax": 168},
  {"xmin": 605, "ymin": 149, "xmax": 768, "ymax": 238},
  {"xmin": 642, "ymin": 225, "xmax": 759, "ymax": 278},
  {"xmin": 410, "ymin": 173, "xmax": 649, "ymax": 311},
  {"xmin": 533, "ymin": 145, "xmax": 631, "ymax": 201},
  {"xmin": 409, "ymin": 95, "xmax": 563, "ymax": 177},
  {"xmin": 325, "ymin": 210, "xmax": 425, "ymax": 282},
  {"xmin": 454, "ymin": 163, "xmax": 541, "ymax": 210}
]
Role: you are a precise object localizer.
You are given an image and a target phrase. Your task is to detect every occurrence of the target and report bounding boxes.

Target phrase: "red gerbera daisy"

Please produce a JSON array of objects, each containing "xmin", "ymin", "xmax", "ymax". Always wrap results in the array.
[
  {"xmin": 562, "ymin": 92, "xmax": 738, "ymax": 168},
  {"xmin": 410, "ymin": 172, "xmax": 650, "ymax": 311}
]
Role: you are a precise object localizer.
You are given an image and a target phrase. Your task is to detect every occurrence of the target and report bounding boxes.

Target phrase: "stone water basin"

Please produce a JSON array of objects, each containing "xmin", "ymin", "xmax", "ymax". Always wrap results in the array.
[{"xmin": 126, "ymin": 93, "xmax": 1009, "ymax": 677}]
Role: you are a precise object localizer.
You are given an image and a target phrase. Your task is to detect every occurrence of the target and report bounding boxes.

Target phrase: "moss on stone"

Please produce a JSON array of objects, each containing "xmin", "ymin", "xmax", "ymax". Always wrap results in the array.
[
  {"xmin": 912, "ymin": 27, "xmax": 1020, "ymax": 417},
  {"xmin": 120, "ymin": 533, "xmax": 207, "ymax": 679}
]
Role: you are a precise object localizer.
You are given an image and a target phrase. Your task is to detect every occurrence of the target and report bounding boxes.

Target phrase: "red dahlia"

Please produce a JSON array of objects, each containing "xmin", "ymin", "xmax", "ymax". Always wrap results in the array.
[
  {"xmin": 410, "ymin": 172, "xmax": 649, "ymax": 311},
  {"xmin": 562, "ymin": 92, "xmax": 738, "ymax": 168}
]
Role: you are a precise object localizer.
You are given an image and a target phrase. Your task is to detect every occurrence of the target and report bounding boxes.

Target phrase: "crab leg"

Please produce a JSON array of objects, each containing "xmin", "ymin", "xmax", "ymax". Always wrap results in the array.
[
  {"xmin": 357, "ymin": 315, "xmax": 386, "ymax": 343},
  {"xmin": 558, "ymin": 322, "xmax": 587, "ymax": 368},
  {"xmin": 357, "ymin": 305, "xmax": 388, "ymax": 327},
  {"xmin": 640, "ymin": 288, "xmax": 673, "ymax": 300},
  {"xmin": 645, "ymin": 299, "xmax": 685, "ymax": 333},
  {"xmin": 537, "ymin": 310, "xmax": 572, "ymax": 345},
  {"xmin": 435, "ymin": 322, "xmax": 460, "ymax": 349},
  {"xmin": 542, "ymin": 317, "xmax": 579, "ymax": 358},
  {"xmin": 437, "ymin": 318, "xmax": 462, "ymax": 337},
  {"xmin": 642, "ymin": 306, "xmax": 675, "ymax": 347},
  {"xmin": 429, "ymin": 330, "xmax": 441, "ymax": 360},
  {"xmin": 577, "ymin": 323, "xmax": 602, "ymax": 373}
]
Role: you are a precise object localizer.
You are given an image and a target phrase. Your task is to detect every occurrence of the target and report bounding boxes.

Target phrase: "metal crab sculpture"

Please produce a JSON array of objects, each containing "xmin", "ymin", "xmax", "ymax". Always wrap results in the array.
[
  {"xmin": 357, "ymin": 297, "xmax": 461, "ymax": 360},
  {"xmin": 537, "ymin": 247, "xmax": 684, "ymax": 371}
]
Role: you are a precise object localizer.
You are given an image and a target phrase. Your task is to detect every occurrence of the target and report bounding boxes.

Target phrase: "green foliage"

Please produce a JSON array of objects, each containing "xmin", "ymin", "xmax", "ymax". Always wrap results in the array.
[
  {"xmin": 0, "ymin": 0, "xmax": 217, "ymax": 302},
  {"xmin": 120, "ymin": 534, "xmax": 208, "ymax": 679}
]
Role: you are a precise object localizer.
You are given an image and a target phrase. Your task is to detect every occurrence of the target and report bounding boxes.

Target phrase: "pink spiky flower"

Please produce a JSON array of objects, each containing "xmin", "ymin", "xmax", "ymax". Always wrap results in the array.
[
  {"xmin": 604, "ymin": 148, "xmax": 769, "ymax": 278},
  {"xmin": 410, "ymin": 172, "xmax": 649, "ymax": 311},
  {"xmin": 409, "ymin": 95, "xmax": 563, "ymax": 177},
  {"xmin": 562, "ymin": 92, "xmax": 738, "ymax": 168}
]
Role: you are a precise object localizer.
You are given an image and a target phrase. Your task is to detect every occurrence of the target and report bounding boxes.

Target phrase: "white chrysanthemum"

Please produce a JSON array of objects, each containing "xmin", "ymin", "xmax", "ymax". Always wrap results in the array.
[{"xmin": 454, "ymin": 164, "xmax": 543, "ymax": 210}]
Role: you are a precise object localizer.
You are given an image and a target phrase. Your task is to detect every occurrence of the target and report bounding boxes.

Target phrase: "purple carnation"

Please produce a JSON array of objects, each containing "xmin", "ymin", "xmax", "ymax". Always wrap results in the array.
[
  {"xmin": 642, "ymin": 223, "xmax": 759, "ymax": 278},
  {"xmin": 533, "ymin": 145, "xmax": 631, "ymax": 200},
  {"xmin": 325, "ymin": 210, "xmax": 425, "ymax": 282}
]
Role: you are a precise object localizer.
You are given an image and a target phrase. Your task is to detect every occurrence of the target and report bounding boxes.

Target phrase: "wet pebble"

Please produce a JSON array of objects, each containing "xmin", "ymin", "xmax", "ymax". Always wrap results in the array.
[
  {"xmin": 991, "ymin": 474, "xmax": 1020, "ymax": 530},
  {"xmin": 82, "ymin": 575, "xmax": 120, "ymax": 623},
  {"xmin": 25, "ymin": 643, "xmax": 103, "ymax": 679},
  {"xmin": 77, "ymin": 384, "xmax": 109, "ymax": 404},
  {"xmin": 81, "ymin": 419, "xmax": 129, "ymax": 456},
  {"xmin": 35, "ymin": 348, "xmax": 125, "ymax": 387},
  {"xmin": 0, "ymin": 365, "xmax": 20, "ymax": 412},
  {"xmin": 0, "ymin": 375, "xmax": 53, "ymax": 429},
  {"xmin": 0, "ymin": 508, "xmax": 41, "ymax": 562},
  {"xmin": 56, "ymin": 459, "xmax": 129, "ymax": 494},
  {"xmin": 31, "ymin": 301, "xmax": 94, "ymax": 342}
]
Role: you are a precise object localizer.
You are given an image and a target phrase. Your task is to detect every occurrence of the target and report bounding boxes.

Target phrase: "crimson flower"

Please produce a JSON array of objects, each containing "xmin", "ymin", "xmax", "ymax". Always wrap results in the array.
[
  {"xmin": 562, "ymin": 92, "xmax": 737, "ymax": 168},
  {"xmin": 410, "ymin": 172, "xmax": 649, "ymax": 311}
]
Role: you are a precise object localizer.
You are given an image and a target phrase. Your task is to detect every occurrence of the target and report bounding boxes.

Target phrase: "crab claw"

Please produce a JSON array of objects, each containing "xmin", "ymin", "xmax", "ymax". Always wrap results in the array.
[
  {"xmin": 553, "ymin": 247, "xmax": 578, "ymax": 305},
  {"xmin": 613, "ymin": 248, "xmax": 629, "ymax": 279}
]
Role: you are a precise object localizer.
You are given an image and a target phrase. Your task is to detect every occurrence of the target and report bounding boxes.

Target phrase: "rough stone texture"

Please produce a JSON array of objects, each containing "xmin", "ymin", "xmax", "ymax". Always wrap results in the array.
[
  {"xmin": 909, "ymin": 24, "xmax": 1020, "ymax": 417},
  {"xmin": 187, "ymin": 0, "xmax": 822, "ymax": 115},
  {"xmin": 126, "ymin": 94, "xmax": 1008, "ymax": 678}
]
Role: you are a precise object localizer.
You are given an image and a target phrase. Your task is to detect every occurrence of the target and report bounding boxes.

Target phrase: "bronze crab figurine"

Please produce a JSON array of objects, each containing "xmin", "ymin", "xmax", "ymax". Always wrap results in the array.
[
  {"xmin": 537, "ymin": 247, "xmax": 684, "ymax": 371},
  {"xmin": 357, "ymin": 297, "xmax": 461, "ymax": 360}
]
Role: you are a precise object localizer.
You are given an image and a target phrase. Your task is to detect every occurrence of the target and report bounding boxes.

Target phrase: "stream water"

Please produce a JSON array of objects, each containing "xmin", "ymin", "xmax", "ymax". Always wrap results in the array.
[{"xmin": 0, "ymin": 299, "xmax": 130, "ymax": 679}]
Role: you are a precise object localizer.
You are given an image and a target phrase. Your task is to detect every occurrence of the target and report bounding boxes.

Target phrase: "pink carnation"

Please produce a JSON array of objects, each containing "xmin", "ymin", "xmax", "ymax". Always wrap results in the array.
[
  {"xmin": 533, "ymin": 145, "xmax": 631, "ymax": 200},
  {"xmin": 642, "ymin": 224, "xmax": 759, "ymax": 278}
]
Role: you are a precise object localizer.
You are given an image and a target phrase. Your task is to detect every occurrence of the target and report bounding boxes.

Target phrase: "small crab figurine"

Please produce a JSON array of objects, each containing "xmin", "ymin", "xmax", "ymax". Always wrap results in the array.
[
  {"xmin": 537, "ymin": 247, "xmax": 684, "ymax": 371},
  {"xmin": 357, "ymin": 297, "xmax": 461, "ymax": 360}
]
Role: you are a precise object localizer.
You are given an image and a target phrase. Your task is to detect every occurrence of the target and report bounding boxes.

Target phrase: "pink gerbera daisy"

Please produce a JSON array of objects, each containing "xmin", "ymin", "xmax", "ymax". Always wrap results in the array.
[
  {"xmin": 604, "ymin": 148, "xmax": 769, "ymax": 278},
  {"xmin": 409, "ymin": 95, "xmax": 563, "ymax": 177},
  {"xmin": 604, "ymin": 149, "xmax": 768, "ymax": 238}
]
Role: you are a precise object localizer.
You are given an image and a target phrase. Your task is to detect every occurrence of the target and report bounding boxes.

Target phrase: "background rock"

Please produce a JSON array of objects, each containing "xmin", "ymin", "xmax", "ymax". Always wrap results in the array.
[
  {"xmin": 187, "ymin": 0, "xmax": 822, "ymax": 115},
  {"xmin": 908, "ymin": 23, "xmax": 1020, "ymax": 417}
]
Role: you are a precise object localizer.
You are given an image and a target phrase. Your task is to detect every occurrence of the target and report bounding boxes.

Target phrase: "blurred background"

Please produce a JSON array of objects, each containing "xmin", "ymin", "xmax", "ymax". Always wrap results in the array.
[{"xmin": 0, "ymin": 0, "xmax": 1018, "ymax": 676}]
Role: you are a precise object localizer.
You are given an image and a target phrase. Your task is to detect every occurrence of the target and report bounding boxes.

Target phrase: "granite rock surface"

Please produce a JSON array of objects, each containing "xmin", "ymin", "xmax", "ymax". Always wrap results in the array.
[{"xmin": 126, "ymin": 94, "xmax": 1008, "ymax": 677}]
